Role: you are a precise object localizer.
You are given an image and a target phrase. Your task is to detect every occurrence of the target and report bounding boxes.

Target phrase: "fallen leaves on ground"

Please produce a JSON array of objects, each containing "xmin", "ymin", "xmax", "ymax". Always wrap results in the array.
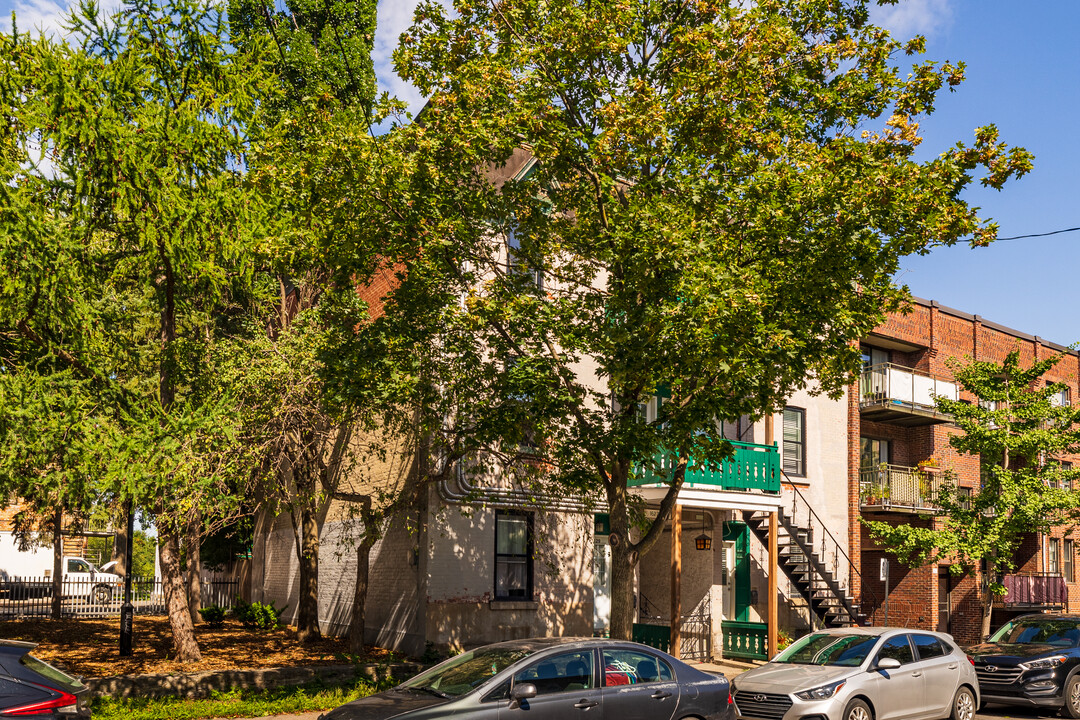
[{"xmin": 0, "ymin": 616, "xmax": 397, "ymax": 678}]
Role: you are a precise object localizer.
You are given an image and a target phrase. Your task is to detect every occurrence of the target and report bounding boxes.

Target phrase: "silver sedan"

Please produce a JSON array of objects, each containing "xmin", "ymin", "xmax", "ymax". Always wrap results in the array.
[{"xmin": 731, "ymin": 627, "xmax": 978, "ymax": 720}]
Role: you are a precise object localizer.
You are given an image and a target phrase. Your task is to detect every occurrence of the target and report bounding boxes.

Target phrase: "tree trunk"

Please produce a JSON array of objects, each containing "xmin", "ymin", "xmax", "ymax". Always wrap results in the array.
[
  {"xmin": 608, "ymin": 480, "xmax": 636, "ymax": 640},
  {"xmin": 295, "ymin": 465, "xmax": 321, "ymax": 642},
  {"xmin": 159, "ymin": 526, "xmax": 202, "ymax": 662},
  {"xmin": 112, "ymin": 506, "xmax": 130, "ymax": 578},
  {"xmin": 51, "ymin": 509, "xmax": 62, "ymax": 620},
  {"xmin": 350, "ymin": 535, "xmax": 375, "ymax": 655},
  {"xmin": 981, "ymin": 584, "xmax": 994, "ymax": 640},
  {"xmin": 186, "ymin": 516, "xmax": 203, "ymax": 625}
]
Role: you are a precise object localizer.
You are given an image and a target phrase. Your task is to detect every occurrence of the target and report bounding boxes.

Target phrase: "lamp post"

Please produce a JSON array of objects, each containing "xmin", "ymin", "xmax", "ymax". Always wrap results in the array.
[{"xmin": 119, "ymin": 500, "xmax": 135, "ymax": 656}]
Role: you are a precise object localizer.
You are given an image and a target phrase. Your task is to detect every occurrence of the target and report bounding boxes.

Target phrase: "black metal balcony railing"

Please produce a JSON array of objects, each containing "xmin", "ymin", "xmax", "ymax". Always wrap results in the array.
[
  {"xmin": 998, "ymin": 573, "xmax": 1067, "ymax": 608},
  {"xmin": 859, "ymin": 464, "xmax": 948, "ymax": 513},
  {"xmin": 859, "ymin": 363, "xmax": 957, "ymax": 426}
]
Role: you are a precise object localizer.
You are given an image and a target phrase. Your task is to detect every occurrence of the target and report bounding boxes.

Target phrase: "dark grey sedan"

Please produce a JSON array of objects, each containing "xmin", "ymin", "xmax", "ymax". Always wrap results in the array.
[{"xmin": 320, "ymin": 637, "xmax": 733, "ymax": 720}]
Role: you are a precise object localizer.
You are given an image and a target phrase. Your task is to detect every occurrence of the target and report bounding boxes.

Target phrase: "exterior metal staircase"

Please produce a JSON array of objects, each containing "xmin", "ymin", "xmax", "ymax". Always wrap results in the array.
[{"xmin": 742, "ymin": 481, "xmax": 874, "ymax": 628}]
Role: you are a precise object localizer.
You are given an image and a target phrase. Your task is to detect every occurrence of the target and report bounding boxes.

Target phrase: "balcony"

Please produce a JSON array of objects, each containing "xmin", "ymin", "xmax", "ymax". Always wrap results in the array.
[
  {"xmin": 859, "ymin": 363, "xmax": 957, "ymax": 427},
  {"xmin": 630, "ymin": 441, "xmax": 780, "ymax": 494},
  {"xmin": 859, "ymin": 464, "xmax": 948, "ymax": 514},
  {"xmin": 996, "ymin": 573, "xmax": 1067, "ymax": 610}
]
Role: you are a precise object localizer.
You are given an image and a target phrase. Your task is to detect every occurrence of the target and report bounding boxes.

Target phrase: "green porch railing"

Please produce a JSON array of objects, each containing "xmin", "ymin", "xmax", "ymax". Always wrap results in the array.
[
  {"xmin": 722, "ymin": 620, "xmax": 768, "ymax": 661},
  {"xmin": 632, "ymin": 623, "xmax": 671, "ymax": 653},
  {"xmin": 630, "ymin": 441, "xmax": 780, "ymax": 493}
]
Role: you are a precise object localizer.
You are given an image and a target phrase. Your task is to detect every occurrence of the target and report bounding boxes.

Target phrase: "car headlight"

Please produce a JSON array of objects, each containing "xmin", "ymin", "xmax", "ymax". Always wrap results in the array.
[
  {"xmin": 1020, "ymin": 655, "xmax": 1068, "ymax": 671},
  {"xmin": 795, "ymin": 680, "xmax": 846, "ymax": 701}
]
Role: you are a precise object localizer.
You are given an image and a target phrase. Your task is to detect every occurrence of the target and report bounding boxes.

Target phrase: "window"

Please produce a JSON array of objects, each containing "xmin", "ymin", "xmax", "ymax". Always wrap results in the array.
[
  {"xmin": 514, "ymin": 650, "xmax": 594, "ymax": 695},
  {"xmin": 782, "ymin": 407, "xmax": 806, "ymax": 477},
  {"xmin": 506, "ymin": 229, "xmax": 543, "ymax": 291},
  {"xmin": 860, "ymin": 437, "xmax": 890, "ymax": 469},
  {"xmin": 911, "ymin": 634, "xmax": 948, "ymax": 660},
  {"xmin": 495, "ymin": 511, "xmax": 533, "ymax": 600},
  {"xmin": 876, "ymin": 635, "xmax": 914, "ymax": 665},
  {"xmin": 958, "ymin": 487, "xmax": 973, "ymax": 510},
  {"xmin": 66, "ymin": 558, "xmax": 91, "ymax": 574},
  {"xmin": 602, "ymin": 649, "xmax": 673, "ymax": 686},
  {"xmin": 1049, "ymin": 538, "xmax": 1061, "ymax": 575},
  {"xmin": 1066, "ymin": 540, "xmax": 1075, "ymax": 583},
  {"xmin": 1050, "ymin": 385, "xmax": 1071, "ymax": 408},
  {"xmin": 860, "ymin": 346, "xmax": 890, "ymax": 370}
]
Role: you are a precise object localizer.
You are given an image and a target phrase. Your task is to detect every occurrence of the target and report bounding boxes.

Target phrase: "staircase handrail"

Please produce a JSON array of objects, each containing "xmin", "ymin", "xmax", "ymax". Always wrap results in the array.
[{"xmin": 783, "ymin": 471, "xmax": 880, "ymax": 623}]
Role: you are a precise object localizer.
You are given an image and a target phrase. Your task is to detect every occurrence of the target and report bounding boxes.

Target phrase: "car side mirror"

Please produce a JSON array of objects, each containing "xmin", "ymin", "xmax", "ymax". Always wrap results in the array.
[
  {"xmin": 876, "ymin": 657, "xmax": 901, "ymax": 671},
  {"xmin": 510, "ymin": 683, "xmax": 537, "ymax": 708}
]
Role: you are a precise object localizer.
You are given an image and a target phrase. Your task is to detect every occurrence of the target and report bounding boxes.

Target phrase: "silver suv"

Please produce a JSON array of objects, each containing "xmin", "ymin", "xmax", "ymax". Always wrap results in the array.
[{"xmin": 731, "ymin": 627, "xmax": 978, "ymax": 720}]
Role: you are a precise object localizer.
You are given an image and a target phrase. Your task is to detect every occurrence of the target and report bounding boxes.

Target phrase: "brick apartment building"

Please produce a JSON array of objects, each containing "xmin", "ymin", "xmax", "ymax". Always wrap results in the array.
[{"xmin": 851, "ymin": 297, "xmax": 1080, "ymax": 645}]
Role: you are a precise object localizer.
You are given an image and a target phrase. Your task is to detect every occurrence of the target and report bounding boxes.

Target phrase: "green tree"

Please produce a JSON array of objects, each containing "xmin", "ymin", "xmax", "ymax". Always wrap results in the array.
[
  {"xmin": 228, "ymin": 0, "xmax": 379, "ymax": 643},
  {"xmin": 0, "ymin": 0, "xmax": 275, "ymax": 661},
  {"xmin": 317, "ymin": 0, "xmax": 1032, "ymax": 640},
  {"xmin": 866, "ymin": 351, "xmax": 1080, "ymax": 638}
]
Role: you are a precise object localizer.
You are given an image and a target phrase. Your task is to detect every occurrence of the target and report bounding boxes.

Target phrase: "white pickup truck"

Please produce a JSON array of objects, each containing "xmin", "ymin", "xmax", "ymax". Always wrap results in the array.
[{"xmin": 0, "ymin": 534, "xmax": 123, "ymax": 603}]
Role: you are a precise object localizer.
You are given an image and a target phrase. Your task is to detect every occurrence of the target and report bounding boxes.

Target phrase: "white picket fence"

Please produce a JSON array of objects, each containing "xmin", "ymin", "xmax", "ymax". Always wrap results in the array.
[{"xmin": 0, "ymin": 576, "xmax": 239, "ymax": 619}]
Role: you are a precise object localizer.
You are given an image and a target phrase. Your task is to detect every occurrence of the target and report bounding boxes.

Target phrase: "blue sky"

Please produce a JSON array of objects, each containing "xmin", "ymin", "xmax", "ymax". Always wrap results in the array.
[{"xmin": 4, "ymin": 0, "xmax": 1078, "ymax": 344}]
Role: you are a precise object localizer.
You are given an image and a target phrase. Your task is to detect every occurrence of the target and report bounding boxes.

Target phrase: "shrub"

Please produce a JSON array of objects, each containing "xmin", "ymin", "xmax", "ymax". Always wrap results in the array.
[
  {"xmin": 200, "ymin": 605, "xmax": 227, "ymax": 628},
  {"xmin": 233, "ymin": 597, "xmax": 287, "ymax": 630}
]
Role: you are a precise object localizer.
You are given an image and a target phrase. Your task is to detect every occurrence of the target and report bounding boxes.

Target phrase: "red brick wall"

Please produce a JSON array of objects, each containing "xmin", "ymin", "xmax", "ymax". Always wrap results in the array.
[{"xmin": 856, "ymin": 298, "xmax": 1080, "ymax": 640}]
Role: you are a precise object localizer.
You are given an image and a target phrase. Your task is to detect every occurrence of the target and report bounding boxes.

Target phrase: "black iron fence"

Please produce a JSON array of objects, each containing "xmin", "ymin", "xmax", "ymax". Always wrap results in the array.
[{"xmin": 0, "ymin": 576, "xmax": 239, "ymax": 619}]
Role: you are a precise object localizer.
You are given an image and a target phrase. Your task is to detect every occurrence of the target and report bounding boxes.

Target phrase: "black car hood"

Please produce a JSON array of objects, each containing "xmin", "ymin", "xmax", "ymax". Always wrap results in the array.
[
  {"xmin": 967, "ymin": 642, "xmax": 1068, "ymax": 663},
  {"xmin": 319, "ymin": 688, "xmax": 449, "ymax": 720}
]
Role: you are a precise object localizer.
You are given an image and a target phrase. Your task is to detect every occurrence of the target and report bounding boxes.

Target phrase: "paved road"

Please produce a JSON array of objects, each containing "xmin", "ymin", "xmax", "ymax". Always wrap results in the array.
[
  {"xmin": 978, "ymin": 704, "xmax": 1063, "ymax": 720},
  {"xmin": 221, "ymin": 703, "xmax": 1055, "ymax": 720}
]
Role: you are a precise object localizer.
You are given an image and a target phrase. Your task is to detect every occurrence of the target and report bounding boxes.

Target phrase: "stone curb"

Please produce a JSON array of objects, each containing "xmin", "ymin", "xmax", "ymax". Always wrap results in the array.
[{"xmin": 86, "ymin": 661, "xmax": 424, "ymax": 701}]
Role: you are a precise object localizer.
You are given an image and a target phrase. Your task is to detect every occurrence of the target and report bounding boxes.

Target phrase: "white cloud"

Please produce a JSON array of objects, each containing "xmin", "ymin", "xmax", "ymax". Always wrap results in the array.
[
  {"xmin": 870, "ymin": 0, "xmax": 954, "ymax": 40},
  {"xmin": 1, "ymin": 0, "xmax": 125, "ymax": 37},
  {"xmin": 374, "ymin": 0, "xmax": 452, "ymax": 113}
]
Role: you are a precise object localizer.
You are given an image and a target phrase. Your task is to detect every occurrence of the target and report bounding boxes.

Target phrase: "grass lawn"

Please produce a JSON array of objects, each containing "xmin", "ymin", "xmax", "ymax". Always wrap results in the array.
[{"xmin": 88, "ymin": 676, "xmax": 392, "ymax": 720}]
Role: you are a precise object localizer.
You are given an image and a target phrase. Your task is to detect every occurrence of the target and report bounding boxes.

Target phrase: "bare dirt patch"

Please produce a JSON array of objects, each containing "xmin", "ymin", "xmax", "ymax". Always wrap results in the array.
[{"xmin": 0, "ymin": 617, "xmax": 396, "ymax": 678}]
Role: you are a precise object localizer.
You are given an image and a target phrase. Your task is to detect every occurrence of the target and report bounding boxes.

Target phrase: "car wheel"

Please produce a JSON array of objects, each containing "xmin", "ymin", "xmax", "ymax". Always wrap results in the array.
[
  {"xmin": 91, "ymin": 585, "xmax": 111, "ymax": 605},
  {"xmin": 845, "ymin": 698, "xmax": 872, "ymax": 720},
  {"xmin": 950, "ymin": 687, "xmax": 975, "ymax": 720},
  {"xmin": 1062, "ymin": 674, "xmax": 1080, "ymax": 719}
]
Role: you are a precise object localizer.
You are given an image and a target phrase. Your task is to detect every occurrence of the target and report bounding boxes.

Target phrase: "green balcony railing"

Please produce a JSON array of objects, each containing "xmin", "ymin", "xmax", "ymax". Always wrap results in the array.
[
  {"xmin": 722, "ymin": 620, "xmax": 769, "ymax": 660},
  {"xmin": 630, "ymin": 440, "xmax": 780, "ymax": 493}
]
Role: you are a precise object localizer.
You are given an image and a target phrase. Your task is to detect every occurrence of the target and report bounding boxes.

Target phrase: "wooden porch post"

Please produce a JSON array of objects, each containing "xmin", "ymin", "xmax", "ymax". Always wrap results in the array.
[
  {"xmin": 765, "ymin": 412, "xmax": 778, "ymax": 658},
  {"xmin": 670, "ymin": 503, "xmax": 682, "ymax": 659}
]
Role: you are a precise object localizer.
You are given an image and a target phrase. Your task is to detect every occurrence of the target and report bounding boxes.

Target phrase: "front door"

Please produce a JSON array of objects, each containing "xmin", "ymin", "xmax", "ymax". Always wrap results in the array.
[
  {"xmin": 593, "ymin": 537, "xmax": 611, "ymax": 634},
  {"xmin": 937, "ymin": 571, "xmax": 950, "ymax": 633},
  {"xmin": 721, "ymin": 541, "xmax": 736, "ymax": 621}
]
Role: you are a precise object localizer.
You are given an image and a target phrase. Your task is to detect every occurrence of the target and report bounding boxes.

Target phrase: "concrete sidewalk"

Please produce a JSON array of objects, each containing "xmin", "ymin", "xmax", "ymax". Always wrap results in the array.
[{"xmin": 684, "ymin": 657, "xmax": 762, "ymax": 678}]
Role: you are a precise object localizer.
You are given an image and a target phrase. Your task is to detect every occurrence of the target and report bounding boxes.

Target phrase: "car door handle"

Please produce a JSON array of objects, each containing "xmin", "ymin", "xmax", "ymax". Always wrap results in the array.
[
  {"xmin": 574, "ymin": 699, "xmax": 600, "ymax": 709},
  {"xmin": 911, "ymin": 672, "xmax": 923, "ymax": 677},
  {"xmin": 948, "ymin": 664, "xmax": 958, "ymax": 670},
  {"xmin": 652, "ymin": 690, "xmax": 673, "ymax": 699}
]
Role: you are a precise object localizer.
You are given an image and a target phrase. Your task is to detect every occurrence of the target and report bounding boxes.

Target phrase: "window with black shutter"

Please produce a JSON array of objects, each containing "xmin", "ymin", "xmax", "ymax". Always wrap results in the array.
[{"xmin": 782, "ymin": 407, "xmax": 806, "ymax": 477}]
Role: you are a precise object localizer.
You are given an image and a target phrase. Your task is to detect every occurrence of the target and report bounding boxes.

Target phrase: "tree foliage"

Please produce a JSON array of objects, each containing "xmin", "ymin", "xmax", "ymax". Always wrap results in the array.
[
  {"xmin": 227, "ymin": 0, "xmax": 380, "ymax": 644},
  {"xmin": 315, "ymin": 0, "xmax": 1032, "ymax": 639},
  {"xmin": 0, "ymin": 0, "xmax": 277, "ymax": 660}
]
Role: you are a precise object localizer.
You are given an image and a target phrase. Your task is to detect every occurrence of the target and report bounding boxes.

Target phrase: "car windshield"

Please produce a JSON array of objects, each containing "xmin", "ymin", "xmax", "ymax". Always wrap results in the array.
[
  {"xmin": 989, "ymin": 619, "xmax": 1080, "ymax": 646},
  {"xmin": 398, "ymin": 647, "xmax": 535, "ymax": 698},
  {"xmin": 773, "ymin": 633, "xmax": 880, "ymax": 666}
]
